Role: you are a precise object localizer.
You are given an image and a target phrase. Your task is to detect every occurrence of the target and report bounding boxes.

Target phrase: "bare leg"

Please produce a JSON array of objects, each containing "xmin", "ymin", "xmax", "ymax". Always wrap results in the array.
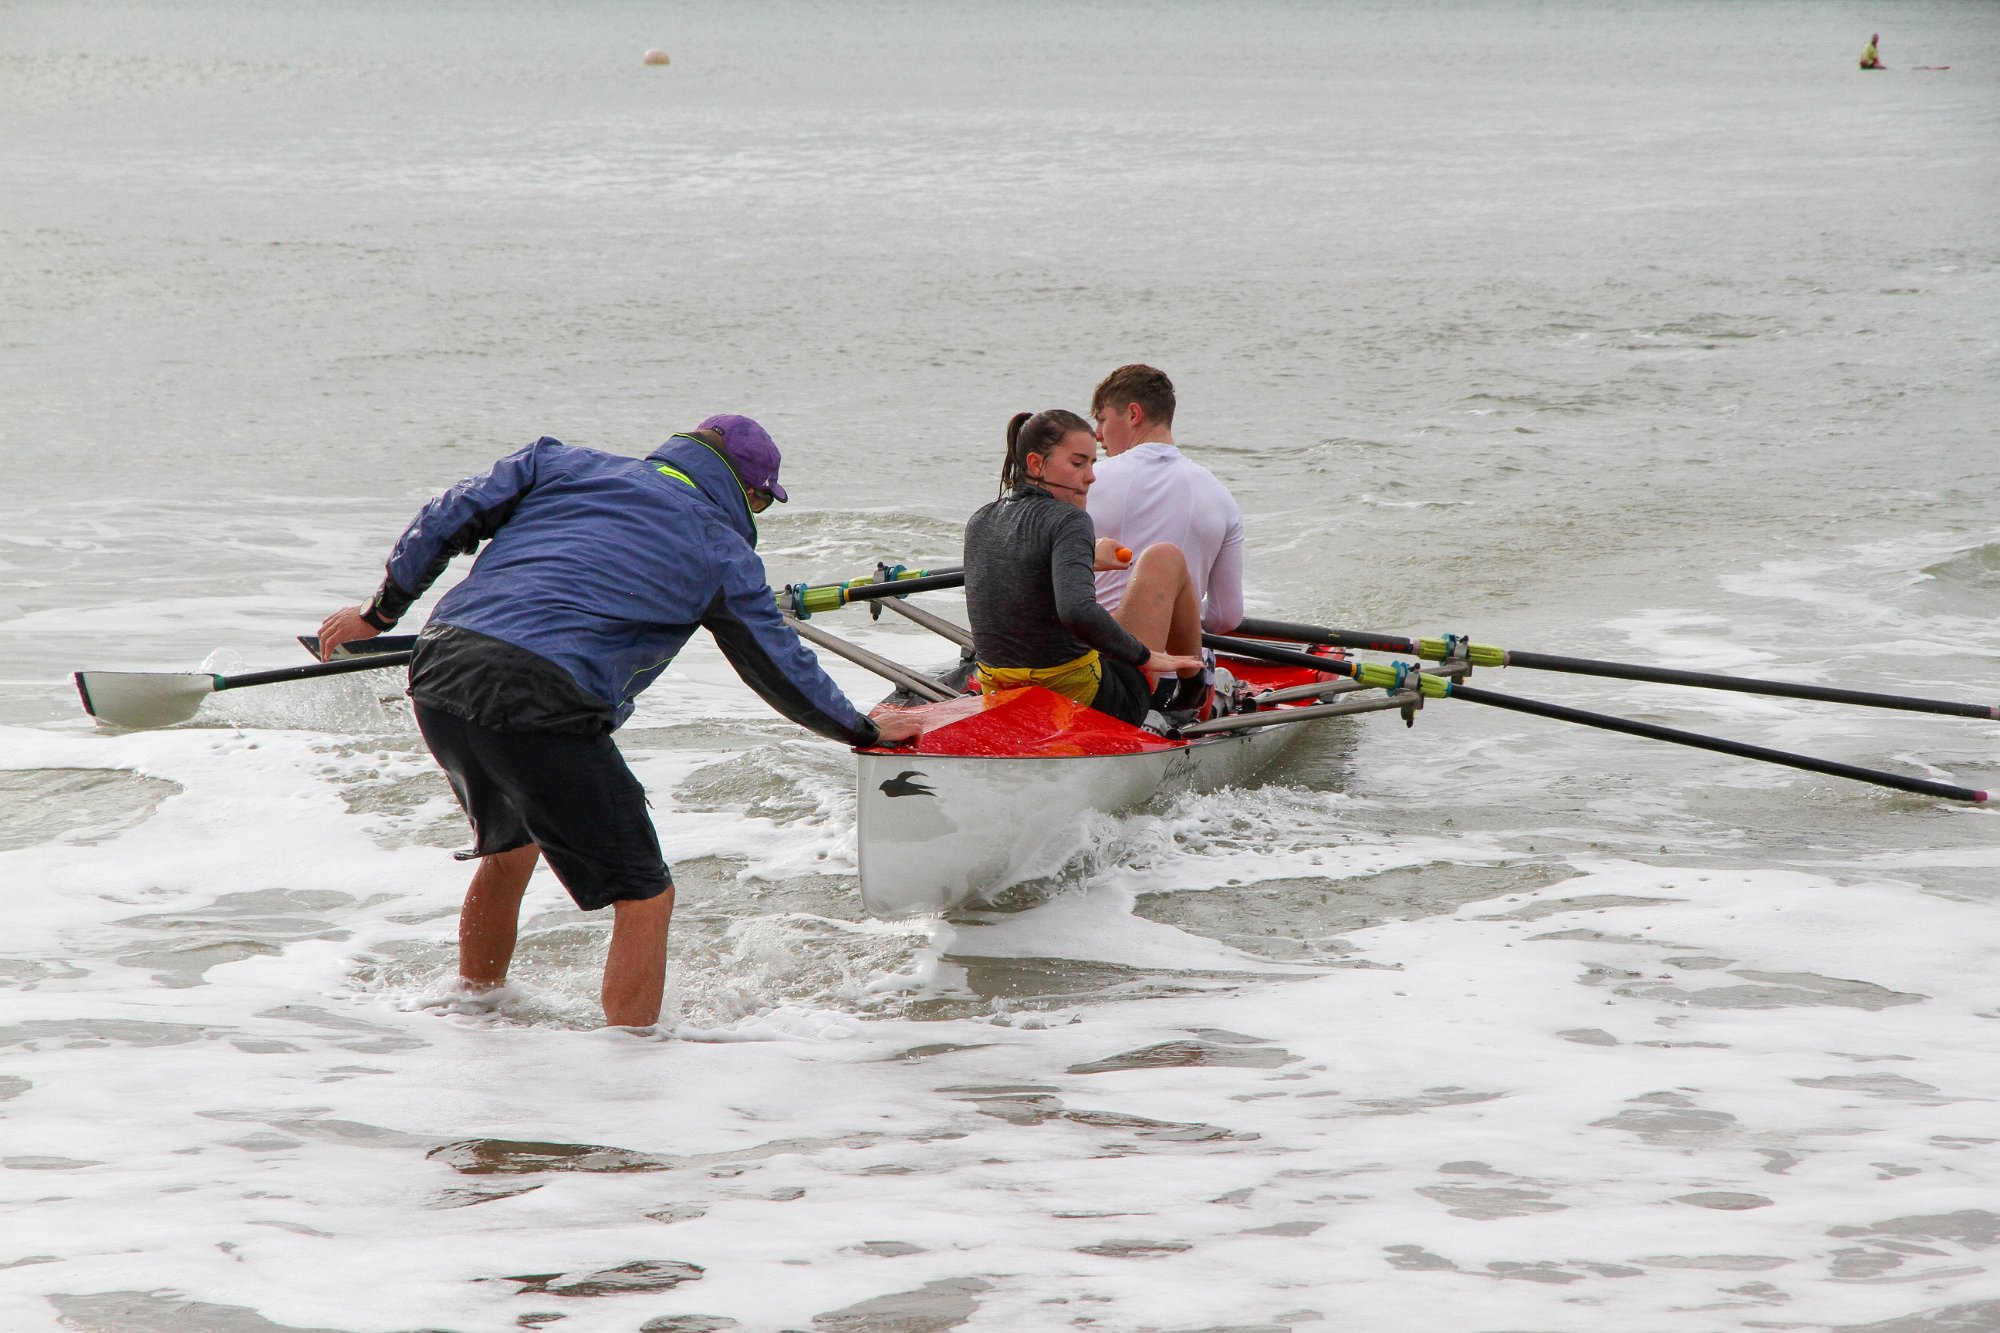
[
  {"xmin": 1113, "ymin": 544, "xmax": 1204, "ymax": 673},
  {"xmin": 459, "ymin": 844, "xmax": 540, "ymax": 990},
  {"xmin": 602, "ymin": 887, "xmax": 676, "ymax": 1028}
]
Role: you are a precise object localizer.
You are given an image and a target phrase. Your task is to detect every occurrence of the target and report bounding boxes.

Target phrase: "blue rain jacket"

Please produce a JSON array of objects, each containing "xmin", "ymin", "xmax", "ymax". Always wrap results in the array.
[{"xmin": 364, "ymin": 435, "xmax": 874, "ymax": 742}]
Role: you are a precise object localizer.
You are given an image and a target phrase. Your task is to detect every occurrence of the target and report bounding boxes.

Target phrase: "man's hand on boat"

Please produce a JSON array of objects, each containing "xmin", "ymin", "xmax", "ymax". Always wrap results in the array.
[
  {"xmin": 1145, "ymin": 650, "xmax": 1204, "ymax": 679},
  {"xmin": 317, "ymin": 605, "xmax": 381, "ymax": 661},
  {"xmin": 869, "ymin": 708, "xmax": 925, "ymax": 746}
]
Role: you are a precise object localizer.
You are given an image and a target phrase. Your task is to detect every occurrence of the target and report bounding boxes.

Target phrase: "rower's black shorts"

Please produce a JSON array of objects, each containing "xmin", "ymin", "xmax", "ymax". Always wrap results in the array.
[
  {"xmin": 1092, "ymin": 656, "xmax": 1153, "ymax": 726},
  {"xmin": 414, "ymin": 702, "xmax": 671, "ymax": 912}
]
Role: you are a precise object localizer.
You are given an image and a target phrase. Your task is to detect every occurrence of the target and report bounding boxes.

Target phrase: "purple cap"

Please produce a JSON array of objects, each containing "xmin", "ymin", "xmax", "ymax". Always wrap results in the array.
[{"xmin": 698, "ymin": 414, "xmax": 787, "ymax": 503}]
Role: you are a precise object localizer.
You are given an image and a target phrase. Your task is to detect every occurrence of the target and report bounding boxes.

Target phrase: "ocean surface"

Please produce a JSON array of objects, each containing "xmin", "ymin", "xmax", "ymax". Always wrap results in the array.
[{"xmin": 4, "ymin": 1, "xmax": 2000, "ymax": 1329}]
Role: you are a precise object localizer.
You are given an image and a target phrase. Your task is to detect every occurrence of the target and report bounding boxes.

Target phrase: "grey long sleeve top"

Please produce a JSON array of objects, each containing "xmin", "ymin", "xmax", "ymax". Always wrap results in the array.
[{"xmin": 963, "ymin": 483, "xmax": 1151, "ymax": 671}]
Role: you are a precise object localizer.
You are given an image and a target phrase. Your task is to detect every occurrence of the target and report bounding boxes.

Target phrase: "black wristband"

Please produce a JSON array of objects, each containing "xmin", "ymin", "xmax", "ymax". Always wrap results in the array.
[{"xmin": 359, "ymin": 603, "xmax": 397, "ymax": 632}]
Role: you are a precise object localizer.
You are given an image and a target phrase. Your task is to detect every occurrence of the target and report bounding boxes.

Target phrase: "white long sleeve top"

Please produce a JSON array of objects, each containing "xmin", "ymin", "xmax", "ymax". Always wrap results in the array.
[{"xmin": 1086, "ymin": 442, "xmax": 1245, "ymax": 633}]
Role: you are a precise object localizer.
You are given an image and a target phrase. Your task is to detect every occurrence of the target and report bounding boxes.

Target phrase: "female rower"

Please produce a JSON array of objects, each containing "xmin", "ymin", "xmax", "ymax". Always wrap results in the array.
[{"xmin": 963, "ymin": 408, "xmax": 1205, "ymax": 725}]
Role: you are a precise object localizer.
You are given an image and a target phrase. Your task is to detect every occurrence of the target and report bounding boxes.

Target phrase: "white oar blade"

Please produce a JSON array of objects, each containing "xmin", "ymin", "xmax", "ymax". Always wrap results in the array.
[{"xmin": 73, "ymin": 671, "xmax": 218, "ymax": 729}]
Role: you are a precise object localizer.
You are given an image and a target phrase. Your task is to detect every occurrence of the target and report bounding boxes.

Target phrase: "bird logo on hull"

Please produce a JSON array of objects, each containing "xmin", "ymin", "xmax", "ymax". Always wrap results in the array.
[{"xmin": 879, "ymin": 770, "xmax": 936, "ymax": 798}]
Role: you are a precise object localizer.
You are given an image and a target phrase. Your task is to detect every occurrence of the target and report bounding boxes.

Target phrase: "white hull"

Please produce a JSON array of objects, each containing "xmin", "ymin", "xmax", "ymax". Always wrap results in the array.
[{"xmin": 855, "ymin": 722, "xmax": 1304, "ymax": 918}]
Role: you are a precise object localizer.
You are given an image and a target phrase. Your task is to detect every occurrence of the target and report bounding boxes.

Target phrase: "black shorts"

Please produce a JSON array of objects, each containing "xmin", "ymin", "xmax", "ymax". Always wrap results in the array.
[
  {"xmin": 414, "ymin": 702, "xmax": 671, "ymax": 912},
  {"xmin": 1091, "ymin": 656, "xmax": 1154, "ymax": 726}
]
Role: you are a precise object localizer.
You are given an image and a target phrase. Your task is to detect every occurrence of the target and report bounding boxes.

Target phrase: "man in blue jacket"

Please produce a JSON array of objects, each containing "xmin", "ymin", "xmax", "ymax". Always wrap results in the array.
[{"xmin": 317, "ymin": 416, "xmax": 921, "ymax": 1029}]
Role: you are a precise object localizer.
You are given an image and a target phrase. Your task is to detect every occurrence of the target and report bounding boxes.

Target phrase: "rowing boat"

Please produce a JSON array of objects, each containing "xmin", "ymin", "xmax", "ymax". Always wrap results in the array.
[
  {"xmin": 853, "ymin": 652, "xmax": 1346, "ymax": 918},
  {"xmin": 296, "ymin": 613, "xmax": 1355, "ymax": 916}
]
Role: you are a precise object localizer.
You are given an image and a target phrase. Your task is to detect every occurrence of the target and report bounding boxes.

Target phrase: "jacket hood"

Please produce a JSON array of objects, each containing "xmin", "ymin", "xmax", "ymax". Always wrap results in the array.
[{"xmin": 649, "ymin": 435, "xmax": 758, "ymax": 548}]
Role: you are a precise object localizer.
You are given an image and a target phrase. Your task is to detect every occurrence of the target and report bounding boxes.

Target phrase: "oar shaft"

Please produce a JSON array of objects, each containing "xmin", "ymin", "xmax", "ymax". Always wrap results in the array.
[
  {"xmin": 219, "ymin": 651, "xmax": 413, "ymax": 692},
  {"xmin": 298, "ymin": 633, "xmax": 418, "ymax": 660},
  {"xmin": 1239, "ymin": 617, "xmax": 1997, "ymax": 721},
  {"xmin": 1206, "ymin": 634, "xmax": 1465, "ymax": 696},
  {"xmin": 1233, "ymin": 617, "xmax": 1418, "ymax": 656},
  {"xmin": 1250, "ymin": 677, "xmax": 1374, "ymax": 705},
  {"xmin": 782, "ymin": 568, "xmax": 966, "ymax": 616},
  {"xmin": 837, "ymin": 570, "xmax": 965, "ymax": 604},
  {"xmin": 785, "ymin": 614, "xmax": 956, "ymax": 702},
  {"xmin": 1205, "ymin": 634, "xmax": 1359, "ymax": 678},
  {"xmin": 1446, "ymin": 681, "xmax": 1988, "ymax": 804},
  {"xmin": 1502, "ymin": 649, "xmax": 2000, "ymax": 720},
  {"xmin": 1177, "ymin": 689, "xmax": 1418, "ymax": 736},
  {"xmin": 877, "ymin": 596, "xmax": 975, "ymax": 650}
]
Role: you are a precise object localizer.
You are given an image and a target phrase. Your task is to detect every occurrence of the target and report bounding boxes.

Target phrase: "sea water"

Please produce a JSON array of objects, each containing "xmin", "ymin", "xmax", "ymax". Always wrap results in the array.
[{"xmin": 3, "ymin": 1, "xmax": 1999, "ymax": 1329}]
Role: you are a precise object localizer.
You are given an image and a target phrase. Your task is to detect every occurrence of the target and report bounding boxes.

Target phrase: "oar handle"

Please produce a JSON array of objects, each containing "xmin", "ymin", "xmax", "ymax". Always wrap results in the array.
[
  {"xmin": 1446, "ymin": 680, "xmax": 1988, "ymax": 804},
  {"xmin": 217, "ymin": 651, "xmax": 413, "ymax": 693}
]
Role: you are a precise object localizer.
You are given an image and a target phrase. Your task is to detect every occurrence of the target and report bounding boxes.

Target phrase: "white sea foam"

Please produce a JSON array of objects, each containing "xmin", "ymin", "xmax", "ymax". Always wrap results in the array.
[{"xmin": 6, "ymin": 740, "xmax": 1999, "ymax": 1332}]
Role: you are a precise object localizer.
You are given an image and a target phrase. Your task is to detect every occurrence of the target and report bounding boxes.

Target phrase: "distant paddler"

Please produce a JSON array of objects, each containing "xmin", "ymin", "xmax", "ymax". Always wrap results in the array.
[
  {"xmin": 1860, "ymin": 33, "xmax": 1883, "ymax": 69},
  {"xmin": 317, "ymin": 417, "xmax": 919, "ymax": 1030}
]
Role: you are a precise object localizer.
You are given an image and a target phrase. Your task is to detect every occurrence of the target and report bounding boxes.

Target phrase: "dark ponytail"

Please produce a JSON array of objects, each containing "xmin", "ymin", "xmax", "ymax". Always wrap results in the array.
[{"xmin": 1000, "ymin": 408, "xmax": 1091, "ymax": 495}]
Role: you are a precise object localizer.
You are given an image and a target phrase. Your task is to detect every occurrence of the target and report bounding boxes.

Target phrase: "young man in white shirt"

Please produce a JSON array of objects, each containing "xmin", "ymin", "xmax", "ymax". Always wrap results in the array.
[{"xmin": 1086, "ymin": 364, "xmax": 1246, "ymax": 635}]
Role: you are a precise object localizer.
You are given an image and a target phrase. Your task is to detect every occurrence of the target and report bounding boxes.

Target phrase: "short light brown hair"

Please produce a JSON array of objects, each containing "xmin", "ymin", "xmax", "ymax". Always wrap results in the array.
[{"xmin": 1091, "ymin": 364, "xmax": 1176, "ymax": 428}]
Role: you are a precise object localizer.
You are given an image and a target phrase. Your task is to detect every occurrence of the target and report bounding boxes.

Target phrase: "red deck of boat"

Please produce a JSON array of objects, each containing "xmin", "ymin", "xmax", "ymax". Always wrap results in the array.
[{"xmin": 857, "ymin": 651, "xmax": 1344, "ymax": 760}]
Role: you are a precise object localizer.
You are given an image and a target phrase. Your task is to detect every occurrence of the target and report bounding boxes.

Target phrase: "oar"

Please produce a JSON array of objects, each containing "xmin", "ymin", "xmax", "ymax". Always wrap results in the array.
[
  {"xmin": 877, "ymin": 597, "xmax": 974, "ymax": 650},
  {"xmin": 1233, "ymin": 616, "xmax": 1999, "ymax": 721},
  {"xmin": 1205, "ymin": 633, "xmax": 1453, "ymax": 695},
  {"xmin": 1206, "ymin": 633, "xmax": 1986, "ymax": 803},
  {"xmin": 780, "ymin": 566, "xmax": 965, "ymax": 617},
  {"xmin": 1178, "ymin": 686, "xmax": 1425, "ymax": 736},
  {"xmin": 782, "ymin": 614, "xmax": 956, "ymax": 703},
  {"xmin": 1234, "ymin": 617, "xmax": 1437, "ymax": 659},
  {"xmin": 297, "ymin": 633, "xmax": 419, "ymax": 660},
  {"xmin": 74, "ymin": 652, "xmax": 414, "ymax": 730},
  {"xmin": 1442, "ymin": 679, "xmax": 1988, "ymax": 804}
]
